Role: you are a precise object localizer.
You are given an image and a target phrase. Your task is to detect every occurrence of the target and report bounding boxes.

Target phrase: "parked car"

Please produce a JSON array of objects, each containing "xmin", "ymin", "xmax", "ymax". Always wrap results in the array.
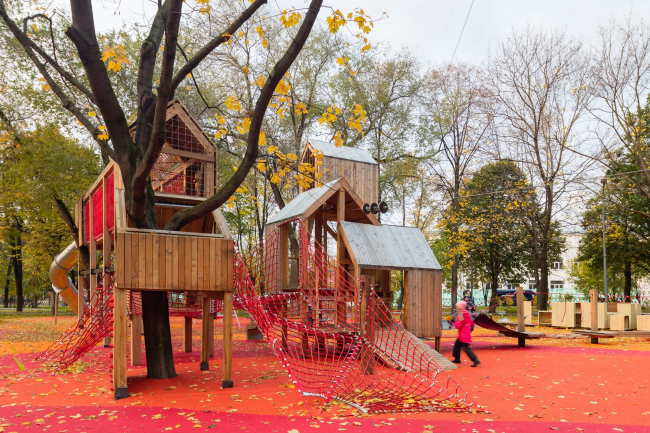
[{"xmin": 495, "ymin": 289, "xmax": 535, "ymax": 306}]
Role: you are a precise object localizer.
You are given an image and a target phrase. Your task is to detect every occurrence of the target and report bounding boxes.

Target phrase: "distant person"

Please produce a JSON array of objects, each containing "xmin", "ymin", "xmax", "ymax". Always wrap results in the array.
[
  {"xmin": 451, "ymin": 300, "xmax": 480, "ymax": 367},
  {"xmin": 462, "ymin": 290, "xmax": 476, "ymax": 312}
]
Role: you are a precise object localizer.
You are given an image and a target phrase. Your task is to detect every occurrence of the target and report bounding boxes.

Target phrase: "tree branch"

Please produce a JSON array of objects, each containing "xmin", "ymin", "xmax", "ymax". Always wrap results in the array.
[
  {"xmin": 11, "ymin": 11, "xmax": 96, "ymax": 103},
  {"xmin": 0, "ymin": 2, "xmax": 115, "ymax": 159},
  {"xmin": 164, "ymin": 0, "xmax": 324, "ymax": 231},
  {"xmin": 134, "ymin": 0, "xmax": 170, "ymax": 156},
  {"xmin": 169, "ymin": 0, "xmax": 267, "ymax": 96},
  {"xmin": 66, "ymin": 0, "xmax": 132, "ymax": 157},
  {"xmin": 131, "ymin": 0, "xmax": 184, "ymax": 226}
]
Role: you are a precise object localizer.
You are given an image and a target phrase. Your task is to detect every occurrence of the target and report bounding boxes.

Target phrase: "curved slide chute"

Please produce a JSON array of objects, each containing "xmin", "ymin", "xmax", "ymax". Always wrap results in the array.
[{"xmin": 49, "ymin": 241, "xmax": 81, "ymax": 315}]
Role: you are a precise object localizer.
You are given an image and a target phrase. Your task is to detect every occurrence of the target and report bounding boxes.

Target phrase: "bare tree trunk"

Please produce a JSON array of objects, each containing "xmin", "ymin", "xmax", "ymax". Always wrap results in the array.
[
  {"xmin": 489, "ymin": 275, "xmax": 499, "ymax": 314},
  {"xmin": 3, "ymin": 260, "xmax": 11, "ymax": 308},
  {"xmin": 624, "ymin": 261, "xmax": 632, "ymax": 302},
  {"xmin": 12, "ymin": 233, "xmax": 23, "ymax": 312},
  {"xmin": 538, "ymin": 243, "xmax": 549, "ymax": 311}
]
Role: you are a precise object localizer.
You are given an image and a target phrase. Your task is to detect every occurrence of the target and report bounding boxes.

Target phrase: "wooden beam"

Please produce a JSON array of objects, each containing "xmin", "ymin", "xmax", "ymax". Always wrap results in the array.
[
  {"xmin": 200, "ymin": 297, "xmax": 211, "ymax": 370},
  {"xmin": 359, "ymin": 275, "xmax": 375, "ymax": 375},
  {"xmin": 162, "ymin": 146, "xmax": 216, "ymax": 162},
  {"xmin": 113, "ymin": 288, "xmax": 128, "ymax": 399},
  {"xmin": 280, "ymin": 224, "xmax": 289, "ymax": 290},
  {"xmin": 590, "ymin": 289, "xmax": 599, "ymax": 344},
  {"xmin": 433, "ymin": 270, "xmax": 442, "ymax": 351},
  {"xmin": 208, "ymin": 313, "xmax": 215, "ymax": 358},
  {"xmin": 183, "ymin": 316, "xmax": 192, "ymax": 353},
  {"xmin": 213, "ymin": 208, "xmax": 232, "ymax": 239},
  {"xmin": 103, "ymin": 177, "xmax": 112, "ymax": 348},
  {"xmin": 517, "ymin": 286, "xmax": 525, "ymax": 347},
  {"xmin": 130, "ymin": 314, "xmax": 143, "ymax": 366},
  {"xmin": 222, "ymin": 292, "xmax": 234, "ymax": 388}
]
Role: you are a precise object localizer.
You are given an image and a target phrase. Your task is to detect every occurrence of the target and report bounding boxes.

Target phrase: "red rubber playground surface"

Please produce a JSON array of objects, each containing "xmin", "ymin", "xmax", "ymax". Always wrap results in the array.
[{"xmin": 1, "ymin": 315, "xmax": 650, "ymax": 432}]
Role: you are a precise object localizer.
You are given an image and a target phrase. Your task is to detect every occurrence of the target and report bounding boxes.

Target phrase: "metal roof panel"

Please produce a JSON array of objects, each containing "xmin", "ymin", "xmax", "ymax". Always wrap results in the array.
[
  {"xmin": 308, "ymin": 139, "xmax": 377, "ymax": 165},
  {"xmin": 340, "ymin": 222, "xmax": 441, "ymax": 271},
  {"xmin": 266, "ymin": 178, "xmax": 341, "ymax": 225}
]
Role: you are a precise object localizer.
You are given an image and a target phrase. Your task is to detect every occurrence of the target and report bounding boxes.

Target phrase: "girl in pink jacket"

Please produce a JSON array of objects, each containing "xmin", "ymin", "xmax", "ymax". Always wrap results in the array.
[{"xmin": 451, "ymin": 300, "xmax": 480, "ymax": 367}]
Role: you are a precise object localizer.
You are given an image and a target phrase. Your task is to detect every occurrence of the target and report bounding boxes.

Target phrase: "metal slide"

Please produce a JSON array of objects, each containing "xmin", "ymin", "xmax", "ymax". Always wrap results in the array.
[
  {"xmin": 49, "ymin": 241, "xmax": 81, "ymax": 315},
  {"xmin": 473, "ymin": 313, "xmax": 543, "ymax": 339}
]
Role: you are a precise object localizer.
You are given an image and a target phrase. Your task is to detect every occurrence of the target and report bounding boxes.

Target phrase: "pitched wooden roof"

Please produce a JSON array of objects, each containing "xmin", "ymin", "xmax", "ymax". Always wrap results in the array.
[
  {"xmin": 266, "ymin": 178, "xmax": 380, "ymax": 226},
  {"xmin": 339, "ymin": 222, "xmax": 441, "ymax": 271}
]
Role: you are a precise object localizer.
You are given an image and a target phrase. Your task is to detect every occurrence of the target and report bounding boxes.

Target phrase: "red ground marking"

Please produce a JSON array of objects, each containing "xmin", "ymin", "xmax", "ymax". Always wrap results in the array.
[
  {"xmin": 2, "ymin": 405, "xmax": 649, "ymax": 432},
  {"xmin": 2, "ymin": 333, "xmax": 649, "ymax": 432}
]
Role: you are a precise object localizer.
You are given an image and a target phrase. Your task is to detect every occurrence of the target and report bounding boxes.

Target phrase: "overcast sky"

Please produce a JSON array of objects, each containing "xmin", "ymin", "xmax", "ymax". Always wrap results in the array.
[{"xmin": 85, "ymin": 0, "xmax": 650, "ymax": 66}]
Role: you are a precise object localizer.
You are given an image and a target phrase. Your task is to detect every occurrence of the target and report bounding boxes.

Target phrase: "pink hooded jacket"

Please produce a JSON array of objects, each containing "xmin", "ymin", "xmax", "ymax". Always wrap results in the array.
[{"xmin": 454, "ymin": 309, "xmax": 474, "ymax": 343}]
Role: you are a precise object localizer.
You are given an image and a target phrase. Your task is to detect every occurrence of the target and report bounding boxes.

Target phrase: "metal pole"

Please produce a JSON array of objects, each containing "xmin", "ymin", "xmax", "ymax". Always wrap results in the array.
[
  {"xmin": 470, "ymin": 260, "xmax": 474, "ymax": 299},
  {"xmin": 602, "ymin": 178, "xmax": 608, "ymax": 306}
]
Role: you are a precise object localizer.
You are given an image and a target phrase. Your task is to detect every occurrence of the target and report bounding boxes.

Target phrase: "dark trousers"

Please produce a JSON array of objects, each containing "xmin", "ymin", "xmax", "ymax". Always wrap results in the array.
[{"xmin": 452, "ymin": 339, "xmax": 478, "ymax": 363}]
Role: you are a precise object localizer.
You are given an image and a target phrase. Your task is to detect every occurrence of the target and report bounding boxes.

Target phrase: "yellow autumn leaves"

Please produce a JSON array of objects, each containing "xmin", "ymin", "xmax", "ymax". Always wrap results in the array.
[{"xmin": 100, "ymin": 45, "xmax": 131, "ymax": 72}]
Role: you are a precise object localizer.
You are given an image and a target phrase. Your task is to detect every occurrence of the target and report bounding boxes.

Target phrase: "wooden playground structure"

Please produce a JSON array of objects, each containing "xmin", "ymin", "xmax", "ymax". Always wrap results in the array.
[{"xmin": 46, "ymin": 114, "xmax": 462, "ymax": 408}]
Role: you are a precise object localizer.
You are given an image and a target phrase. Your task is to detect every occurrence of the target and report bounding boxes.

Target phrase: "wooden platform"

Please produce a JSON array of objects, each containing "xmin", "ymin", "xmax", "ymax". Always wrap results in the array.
[
  {"xmin": 571, "ymin": 330, "xmax": 616, "ymax": 339},
  {"xmin": 573, "ymin": 329, "xmax": 650, "ymax": 338},
  {"xmin": 500, "ymin": 331, "xmax": 545, "ymax": 339},
  {"xmin": 373, "ymin": 329, "xmax": 457, "ymax": 372}
]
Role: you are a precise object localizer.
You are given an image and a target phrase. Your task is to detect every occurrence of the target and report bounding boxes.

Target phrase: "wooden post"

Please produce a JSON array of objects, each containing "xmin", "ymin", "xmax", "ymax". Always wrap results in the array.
[
  {"xmin": 433, "ymin": 271, "xmax": 442, "ymax": 352},
  {"xmin": 103, "ymin": 177, "xmax": 112, "ymax": 348},
  {"xmin": 315, "ymin": 213, "xmax": 323, "ymax": 323},
  {"xmin": 590, "ymin": 289, "xmax": 599, "ymax": 344},
  {"xmin": 359, "ymin": 275, "xmax": 375, "ymax": 375},
  {"xmin": 113, "ymin": 288, "xmax": 128, "ymax": 399},
  {"xmin": 88, "ymin": 194, "xmax": 97, "ymax": 321},
  {"xmin": 183, "ymin": 316, "xmax": 192, "ymax": 353},
  {"xmin": 222, "ymin": 292, "xmax": 234, "ymax": 388},
  {"xmin": 280, "ymin": 224, "xmax": 289, "ymax": 290},
  {"xmin": 208, "ymin": 313, "xmax": 215, "ymax": 357},
  {"xmin": 130, "ymin": 314, "xmax": 143, "ymax": 366},
  {"xmin": 200, "ymin": 296, "xmax": 211, "ymax": 370},
  {"xmin": 336, "ymin": 189, "xmax": 347, "ymax": 327},
  {"xmin": 54, "ymin": 292, "xmax": 58, "ymax": 324},
  {"xmin": 517, "ymin": 286, "xmax": 525, "ymax": 347}
]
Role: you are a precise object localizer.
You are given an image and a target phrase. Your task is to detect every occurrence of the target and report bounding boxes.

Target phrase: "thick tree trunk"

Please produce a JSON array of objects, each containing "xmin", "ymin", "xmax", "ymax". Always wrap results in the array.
[
  {"xmin": 624, "ymin": 261, "xmax": 632, "ymax": 302},
  {"xmin": 538, "ymin": 243, "xmax": 549, "ymax": 311},
  {"xmin": 11, "ymin": 231, "xmax": 23, "ymax": 312},
  {"xmin": 3, "ymin": 260, "xmax": 12, "ymax": 308},
  {"xmin": 141, "ymin": 290, "xmax": 176, "ymax": 379}
]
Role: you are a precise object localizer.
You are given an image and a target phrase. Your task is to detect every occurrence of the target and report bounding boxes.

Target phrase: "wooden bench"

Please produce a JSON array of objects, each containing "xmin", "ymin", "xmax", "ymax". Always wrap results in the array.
[{"xmin": 572, "ymin": 329, "xmax": 617, "ymax": 343}]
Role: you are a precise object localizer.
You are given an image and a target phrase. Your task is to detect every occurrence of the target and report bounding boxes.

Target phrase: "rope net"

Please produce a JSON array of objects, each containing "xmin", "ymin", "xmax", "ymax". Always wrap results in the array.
[
  {"xmin": 234, "ymin": 221, "xmax": 478, "ymax": 414},
  {"xmin": 38, "ymin": 265, "xmax": 115, "ymax": 372}
]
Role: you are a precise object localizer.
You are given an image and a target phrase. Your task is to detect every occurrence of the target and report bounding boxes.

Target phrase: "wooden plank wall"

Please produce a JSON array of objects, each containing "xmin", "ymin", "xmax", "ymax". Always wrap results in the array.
[
  {"xmin": 318, "ymin": 157, "xmax": 378, "ymax": 205},
  {"xmin": 115, "ymin": 231, "xmax": 233, "ymax": 292},
  {"xmin": 404, "ymin": 270, "xmax": 442, "ymax": 338}
]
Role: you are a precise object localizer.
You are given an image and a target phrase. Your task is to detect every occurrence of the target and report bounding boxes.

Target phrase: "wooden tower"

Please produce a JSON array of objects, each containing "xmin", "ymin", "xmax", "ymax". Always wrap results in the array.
[
  {"xmin": 75, "ymin": 100, "xmax": 235, "ymax": 400},
  {"xmin": 299, "ymin": 138, "xmax": 379, "ymax": 206}
]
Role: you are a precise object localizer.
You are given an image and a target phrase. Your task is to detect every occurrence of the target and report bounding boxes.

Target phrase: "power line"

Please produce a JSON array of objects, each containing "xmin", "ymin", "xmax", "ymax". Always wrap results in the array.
[{"xmin": 450, "ymin": 0, "xmax": 474, "ymax": 64}]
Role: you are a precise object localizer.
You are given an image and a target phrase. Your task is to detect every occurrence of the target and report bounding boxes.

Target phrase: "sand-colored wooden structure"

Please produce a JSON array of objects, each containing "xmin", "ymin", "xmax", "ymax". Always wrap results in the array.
[{"xmin": 72, "ymin": 100, "xmax": 235, "ymax": 399}]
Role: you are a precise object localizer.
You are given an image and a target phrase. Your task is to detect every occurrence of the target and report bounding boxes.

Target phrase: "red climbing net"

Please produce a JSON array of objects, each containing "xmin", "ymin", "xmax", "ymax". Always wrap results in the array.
[
  {"xmin": 234, "ymin": 220, "xmax": 479, "ymax": 414},
  {"xmin": 39, "ymin": 264, "xmax": 115, "ymax": 372},
  {"xmin": 39, "ymin": 219, "xmax": 481, "ymax": 414}
]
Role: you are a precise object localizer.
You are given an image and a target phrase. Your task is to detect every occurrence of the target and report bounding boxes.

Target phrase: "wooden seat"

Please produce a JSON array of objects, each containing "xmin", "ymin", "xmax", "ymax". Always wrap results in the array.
[
  {"xmin": 637, "ymin": 315, "xmax": 650, "ymax": 331},
  {"xmin": 610, "ymin": 315, "xmax": 631, "ymax": 331}
]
